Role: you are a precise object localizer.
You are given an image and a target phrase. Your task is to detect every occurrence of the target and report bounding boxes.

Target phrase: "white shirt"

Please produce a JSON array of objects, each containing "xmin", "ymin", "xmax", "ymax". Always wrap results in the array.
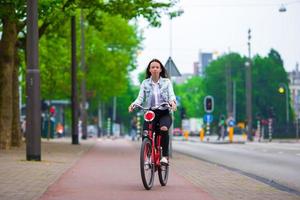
[{"xmin": 151, "ymin": 78, "xmax": 161, "ymax": 107}]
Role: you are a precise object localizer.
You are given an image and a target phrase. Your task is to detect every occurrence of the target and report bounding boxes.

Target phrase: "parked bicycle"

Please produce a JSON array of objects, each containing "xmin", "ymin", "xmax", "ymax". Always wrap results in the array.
[{"xmin": 133, "ymin": 102, "xmax": 170, "ymax": 190}]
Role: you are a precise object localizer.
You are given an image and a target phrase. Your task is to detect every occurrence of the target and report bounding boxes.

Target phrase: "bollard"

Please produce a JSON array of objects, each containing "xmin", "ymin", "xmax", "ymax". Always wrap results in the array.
[
  {"xmin": 200, "ymin": 128, "xmax": 204, "ymax": 142},
  {"xmin": 206, "ymin": 123, "xmax": 210, "ymax": 142},
  {"xmin": 206, "ymin": 123, "xmax": 210, "ymax": 135},
  {"xmin": 229, "ymin": 127, "xmax": 234, "ymax": 143},
  {"xmin": 261, "ymin": 126, "xmax": 265, "ymax": 141},
  {"xmin": 184, "ymin": 130, "xmax": 189, "ymax": 140},
  {"xmin": 268, "ymin": 118, "xmax": 272, "ymax": 142},
  {"xmin": 257, "ymin": 120, "xmax": 261, "ymax": 142},
  {"xmin": 242, "ymin": 132, "xmax": 247, "ymax": 141},
  {"xmin": 107, "ymin": 117, "xmax": 111, "ymax": 137}
]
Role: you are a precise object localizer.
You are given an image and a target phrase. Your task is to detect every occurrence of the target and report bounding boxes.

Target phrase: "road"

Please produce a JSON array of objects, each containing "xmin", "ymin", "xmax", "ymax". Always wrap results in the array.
[{"xmin": 173, "ymin": 138, "xmax": 300, "ymax": 194}]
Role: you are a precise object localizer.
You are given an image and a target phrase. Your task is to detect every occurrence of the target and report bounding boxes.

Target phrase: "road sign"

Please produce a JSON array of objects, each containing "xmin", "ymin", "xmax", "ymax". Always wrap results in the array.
[
  {"xmin": 165, "ymin": 57, "xmax": 181, "ymax": 77},
  {"xmin": 203, "ymin": 114, "xmax": 213, "ymax": 124},
  {"xmin": 228, "ymin": 119, "xmax": 235, "ymax": 127}
]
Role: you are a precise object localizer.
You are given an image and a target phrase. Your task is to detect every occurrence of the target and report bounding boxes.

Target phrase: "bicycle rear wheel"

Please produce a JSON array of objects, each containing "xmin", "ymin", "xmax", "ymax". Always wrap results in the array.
[
  {"xmin": 140, "ymin": 138, "xmax": 154, "ymax": 190},
  {"xmin": 158, "ymin": 163, "xmax": 169, "ymax": 186}
]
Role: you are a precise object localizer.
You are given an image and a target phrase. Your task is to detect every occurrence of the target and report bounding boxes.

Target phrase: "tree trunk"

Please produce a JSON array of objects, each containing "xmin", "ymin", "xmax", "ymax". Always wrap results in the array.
[
  {"xmin": 0, "ymin": 6, "xmax": 17, "ymax": 149},
  {"xmin": 11, "ymin": 47, "xmax": 21, "ymax": 147}
]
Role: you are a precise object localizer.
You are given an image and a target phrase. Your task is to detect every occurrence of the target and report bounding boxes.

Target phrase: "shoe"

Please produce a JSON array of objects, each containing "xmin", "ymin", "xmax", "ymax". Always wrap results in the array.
[{"xmin": 160, "ymin": 157, "xmax": 169, "ymax": 165}]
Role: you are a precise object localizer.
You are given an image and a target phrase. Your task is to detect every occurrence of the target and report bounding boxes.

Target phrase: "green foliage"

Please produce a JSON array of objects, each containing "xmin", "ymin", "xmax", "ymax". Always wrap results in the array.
[
  {"xmin": 138, "ymin": 70, "xmax": 146, "ymax": 84},
  {"xmin": 172, "ymin": 50, "xmax": 290, "ymax": 129},
  {"xmin": 174, "ymin": 76, "xmax": 205, "ymax": 118},
  {"xmin": 116, "ymin": 80, "xmax": 139, "ymax": 127},
  {"xmin": 204, "ymin": 53, "xmax": 246, "ymax": 121},
  {"xmin": 85, "ymin": 13, "xmax": 140, "ymax": 103},
  {"xmin": 39, "ymin": 20, "xmax": 71, "ymax": 99},
  {"xmin": 202, "ymin": 50, "xmax": 291, "ymax": 126},
  {"xmin": 252, "ymin": 49, "xmax": 291, "ymax": 124},
  {"xmin": 81, "ymin": 0, "xmax": 176, "ymax": 27}
]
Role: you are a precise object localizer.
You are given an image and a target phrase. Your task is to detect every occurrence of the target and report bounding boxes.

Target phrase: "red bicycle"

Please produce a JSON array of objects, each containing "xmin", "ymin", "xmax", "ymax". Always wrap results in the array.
[{"xmin": 133, "ymin": 103, "xmax": 170, "ymax": 190}]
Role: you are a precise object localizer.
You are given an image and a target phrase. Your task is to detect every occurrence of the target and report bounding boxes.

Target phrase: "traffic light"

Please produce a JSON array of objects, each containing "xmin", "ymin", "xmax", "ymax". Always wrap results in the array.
[
  {"xmin": 204, "ymin": 96, "xmax": 214, "ymax": 113},
  {"xmin": 278, "ymin": 86, "xmax": 285, "ymax": 94}
]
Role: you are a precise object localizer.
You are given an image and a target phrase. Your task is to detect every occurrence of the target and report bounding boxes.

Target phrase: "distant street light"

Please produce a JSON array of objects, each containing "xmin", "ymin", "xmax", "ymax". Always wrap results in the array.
[
  {"xmin": 279, "ymin": 4, "xmax": 287, "ymax": 12},
  {"xmin": 278, "ymin": 83, "xmax": 289, "ymax": 123}
]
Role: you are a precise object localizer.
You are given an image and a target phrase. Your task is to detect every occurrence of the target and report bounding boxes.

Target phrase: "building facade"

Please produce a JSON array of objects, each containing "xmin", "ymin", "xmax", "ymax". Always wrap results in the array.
[
  {"xmin": 288, "ymin": 63, "xmax": 300, "ymax": 119},
  {"xmin": 194, "ymin": 51, "xmax": 213, "ymax": 76}
]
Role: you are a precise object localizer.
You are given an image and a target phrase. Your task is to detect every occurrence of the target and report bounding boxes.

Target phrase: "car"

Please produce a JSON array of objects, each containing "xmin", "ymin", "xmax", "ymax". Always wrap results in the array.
[
  {"xmin": 172, "ymin": 128, "xmax": 182, "ymax": 136},
  {"xmin": 87, "ymin": 125, "xmax": 98, "ymax": 137}
]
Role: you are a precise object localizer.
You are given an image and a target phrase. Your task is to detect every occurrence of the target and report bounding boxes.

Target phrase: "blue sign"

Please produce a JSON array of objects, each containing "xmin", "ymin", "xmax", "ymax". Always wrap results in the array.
[
  {"xmin": 228, "ymin": 119, "xmax": 235, "ymax": 127},
  {"xmin": 203, "ymin": 114, "xmax": 213, "ymax": 123}
]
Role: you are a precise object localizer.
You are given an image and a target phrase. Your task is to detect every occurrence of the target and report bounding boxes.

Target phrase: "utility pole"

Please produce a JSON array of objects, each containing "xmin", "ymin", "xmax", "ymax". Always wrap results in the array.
[
  {"xmin": 80, "ymin": 10, "xmax": 88, "ymax": 140},
  {"xmin": 26, "ymin": 0, "xmax": 41, "ymax": 161},
  {"xmin": 112, "ymin": 96, "xmax": 117, "ymax": 136},
  {"xmin": 233, "ymin": 81, "xmax": 236, "ymax": 120},
  {"xmin": 246, "ymin": 29, "xmax": 253, "ymax": 141},
  {"xmin": 226, "ymin": 62, "xmax": 233, "ymax": 117},
  {"xmin": 71, "ymin": 16, "xmax": 79, "ymax": 144}
]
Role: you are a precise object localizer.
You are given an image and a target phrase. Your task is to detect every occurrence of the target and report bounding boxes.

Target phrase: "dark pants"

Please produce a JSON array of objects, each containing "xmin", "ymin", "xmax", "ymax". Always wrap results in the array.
[{"xmin": 143, "ymin": 109, "xmax": 172, "ymax": 157}]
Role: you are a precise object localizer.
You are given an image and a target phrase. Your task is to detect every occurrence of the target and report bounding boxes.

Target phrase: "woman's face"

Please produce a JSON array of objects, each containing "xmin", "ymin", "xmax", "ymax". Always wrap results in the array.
[{"xmin": 149, "ymin": 61, "xmax": 162, "ymax": 77}]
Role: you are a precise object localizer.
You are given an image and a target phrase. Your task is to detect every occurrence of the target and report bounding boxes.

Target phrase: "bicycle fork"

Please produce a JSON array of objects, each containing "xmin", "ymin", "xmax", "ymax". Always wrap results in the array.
[{"xmin": 148, "ymin": 123, "xmax": 162, "ymax": 167}]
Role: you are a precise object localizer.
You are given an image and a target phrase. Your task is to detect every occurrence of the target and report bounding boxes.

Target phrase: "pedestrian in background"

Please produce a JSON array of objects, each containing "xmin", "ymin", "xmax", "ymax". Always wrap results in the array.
[
  {"xmin": 218, "ymin": 115, "xmax": 225, "ymax": 140},
  {"xmin": 130, "ymin": 116, "xmax": 137, "ymax": 141}
]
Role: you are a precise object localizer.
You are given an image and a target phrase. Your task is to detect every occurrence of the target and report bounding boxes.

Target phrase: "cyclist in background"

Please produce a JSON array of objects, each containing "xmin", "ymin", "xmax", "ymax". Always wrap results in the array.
[{"xmin": 128, "ymin": 58, "xmax": 177, "ymax": 165}]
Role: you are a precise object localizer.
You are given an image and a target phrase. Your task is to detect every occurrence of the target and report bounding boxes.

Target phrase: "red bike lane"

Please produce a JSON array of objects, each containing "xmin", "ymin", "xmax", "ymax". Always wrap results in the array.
[{"xmin": 39, "ymin": 138, "xmax": 215, "ymax": 200}]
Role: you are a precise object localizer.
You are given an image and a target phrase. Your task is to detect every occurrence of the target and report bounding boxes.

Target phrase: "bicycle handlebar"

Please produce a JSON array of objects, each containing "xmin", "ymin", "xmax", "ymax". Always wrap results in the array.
[{"xmin": 133, "ymin": 102, "xmax": 170, "ymax": 111}]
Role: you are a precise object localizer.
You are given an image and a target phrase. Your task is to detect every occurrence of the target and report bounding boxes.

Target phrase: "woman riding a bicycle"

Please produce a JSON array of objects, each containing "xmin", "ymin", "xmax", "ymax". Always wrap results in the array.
[{"xmin": 128, "ymin": 58, "xmax": 177, "ymax": 165}]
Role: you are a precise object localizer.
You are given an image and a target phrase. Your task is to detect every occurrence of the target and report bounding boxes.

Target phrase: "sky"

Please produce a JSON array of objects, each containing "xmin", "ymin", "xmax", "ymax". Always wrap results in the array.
[{"xmin": 131, "ymin": 0, "xmax": 300, "ymax": 84}]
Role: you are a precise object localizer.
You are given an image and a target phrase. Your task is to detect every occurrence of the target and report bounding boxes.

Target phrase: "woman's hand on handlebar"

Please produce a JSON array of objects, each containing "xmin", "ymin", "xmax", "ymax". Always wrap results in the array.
[
  {"xmin": 170, "ymin": 101, "xmax": 177, "ymax": 112},
  {"xmin": 128, "ymin": 104, "xmax": 134, "ymax": 113}
]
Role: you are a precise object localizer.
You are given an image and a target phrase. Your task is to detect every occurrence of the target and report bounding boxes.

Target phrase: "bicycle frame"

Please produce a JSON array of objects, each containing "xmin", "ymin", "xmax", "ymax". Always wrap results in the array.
[{"xmin": 146, "ymin": 119, "xmax": 162, "ymax": 169}]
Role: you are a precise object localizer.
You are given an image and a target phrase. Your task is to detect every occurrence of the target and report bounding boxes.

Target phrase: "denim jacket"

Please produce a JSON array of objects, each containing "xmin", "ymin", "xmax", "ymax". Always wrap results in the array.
[{"xmin": 133, "ymin": 77, "xmax": 176, "ymax": 108}]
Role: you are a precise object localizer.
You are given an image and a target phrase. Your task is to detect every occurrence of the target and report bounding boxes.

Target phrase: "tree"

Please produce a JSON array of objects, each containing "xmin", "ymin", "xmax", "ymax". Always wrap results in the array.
[
  {"xmin": 0, "ymin": 0, "xmax": 178, "ymax": 149},
  {"xmin": 252, "ymin": 49, "xmax": 291, "ymax": 125},
  {"xmin": 203, "ymin": 50, "xmax": 291, "ymax": 127},
  {"xmin": 174, "ymin": 76, "xmax": 205, "ymax": 127},
  {"xmin": 203, "ymin": 53, "xmax": 246, "ymax": 121}
]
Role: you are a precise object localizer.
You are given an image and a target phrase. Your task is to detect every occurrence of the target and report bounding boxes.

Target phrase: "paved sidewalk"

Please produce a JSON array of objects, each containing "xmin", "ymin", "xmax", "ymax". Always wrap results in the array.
[
  {"xmin": 0, "ymin": 137, "xmax": 299, "ymax": 200},
  {"xmin": 0, "ymin": 138, "xmax": 94, "ymax": 200},
  {"xmin": 39, "ymin": 138, "xmax": 214, "ymax": 200},
  {"xmin": 173, "ymin": 153, "xmax": 299, "ymax": 200}
]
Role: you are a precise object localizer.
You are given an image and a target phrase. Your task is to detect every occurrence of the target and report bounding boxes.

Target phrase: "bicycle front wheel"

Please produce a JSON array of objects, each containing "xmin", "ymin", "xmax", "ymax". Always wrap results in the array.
[
  {"xmin": 140, "ymin": 138, "xmax": 154, "ymax": 190},
  {"xmin": 158, "ymin": 163, "xmax": 169, "ymax": 186}
]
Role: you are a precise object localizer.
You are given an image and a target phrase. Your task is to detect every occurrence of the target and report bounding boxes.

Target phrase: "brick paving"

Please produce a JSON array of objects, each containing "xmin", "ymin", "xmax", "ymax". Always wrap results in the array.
[
  {"xmin": 0, "ymin": 138, "xmax": 94, "ymax": 200},
  {"xmin": 172, "ymin": 153, "xmax": 299, "ymax": 200},
  {"xmin": 39, "ymin": 138, "xmax": 214, "ymax": 200},
  {"xmin": 0, "ymin": 137, "xmax": 299, "ymax": 200}
]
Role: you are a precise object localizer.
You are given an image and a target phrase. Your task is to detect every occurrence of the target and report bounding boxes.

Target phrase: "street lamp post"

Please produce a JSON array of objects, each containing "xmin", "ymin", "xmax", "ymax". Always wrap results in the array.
[
  {"xmin": 26, "ymin": 0, "xmax": 41, "ymax": 161},
  {"xmin": 245, "ymin": 29, "xmax": 253, "ymax": 141},
  {"xmin": 71, "ymin": 16, "xmax": 79, "ymax": 145}
]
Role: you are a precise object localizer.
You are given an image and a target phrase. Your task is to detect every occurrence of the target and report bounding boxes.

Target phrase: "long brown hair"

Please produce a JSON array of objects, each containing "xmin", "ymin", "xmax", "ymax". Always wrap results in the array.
[{"xmin": 145, "ymin": 59, "xmax": 169, "ymax": 79}]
